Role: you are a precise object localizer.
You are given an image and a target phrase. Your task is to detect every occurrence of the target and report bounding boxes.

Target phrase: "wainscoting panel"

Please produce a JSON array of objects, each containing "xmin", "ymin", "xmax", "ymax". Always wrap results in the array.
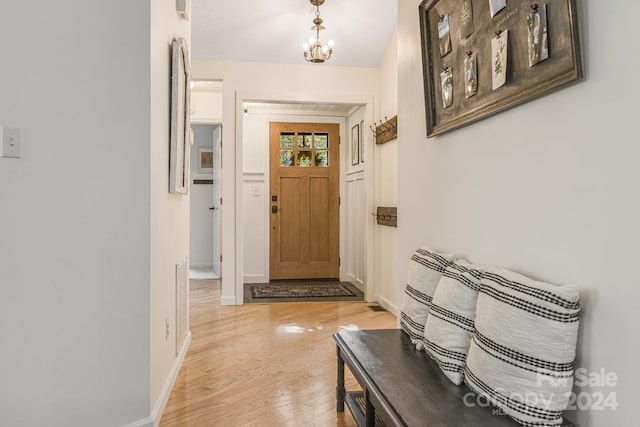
[
  {"xmin": 345, "ymin": 171, "xmax": 365, "ymax": 289},
  {"xmin": 243, "ymin": 173, "xmax": 269, "ymax": 283}
]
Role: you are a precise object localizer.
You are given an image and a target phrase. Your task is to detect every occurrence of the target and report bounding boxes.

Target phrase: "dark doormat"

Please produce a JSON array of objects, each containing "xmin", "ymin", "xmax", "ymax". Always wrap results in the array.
[{"xmin": 244, "ymin": 281, "xmax": 364, "ymax": 303}]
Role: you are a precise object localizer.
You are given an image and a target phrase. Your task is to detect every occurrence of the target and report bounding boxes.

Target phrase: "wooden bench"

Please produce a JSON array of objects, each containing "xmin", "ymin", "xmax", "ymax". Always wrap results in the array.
[{"xmin": 334, "ymin": 329, "xmax": 574, "ymax": 427}]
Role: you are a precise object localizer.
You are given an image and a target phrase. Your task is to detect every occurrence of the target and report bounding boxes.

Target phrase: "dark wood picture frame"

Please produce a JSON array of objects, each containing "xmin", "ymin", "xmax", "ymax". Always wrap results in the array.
[{"xmin": 419, "ymin": 0, "xmax": 583, "ymax": 138}]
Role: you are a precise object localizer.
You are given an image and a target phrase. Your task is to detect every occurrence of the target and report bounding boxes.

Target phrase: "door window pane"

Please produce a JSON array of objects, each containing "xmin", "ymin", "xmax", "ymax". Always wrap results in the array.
[
  {"xmin": 315, "ymin": 150, "xmax": 329, "ymax": 167},
  {"xmin": 280, "ymin": 133, "xmax": 295, "ymax": 148},
  {"xmin": 298, "ymin": 133, "xmax": 313, "ymax": 148},
  {"xmin": 314, "ymin": 133, "xmax": 328, "ymax": 149},
  {"xmin": 280, "ymin": 150, "xmax": 293, "ymax": 166},
  {"xmin": 298, "ymin": 151, "xmax": 312, "ymax": 167}
]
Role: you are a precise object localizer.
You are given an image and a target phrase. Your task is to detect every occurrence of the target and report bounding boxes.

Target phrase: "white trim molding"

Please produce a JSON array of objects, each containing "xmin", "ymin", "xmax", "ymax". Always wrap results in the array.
[
  {"xmin": 377, "ymin": 294, "xmax": 398, "ymax": 317},
  {"xmin": 150, "ymin": 331, "xmax": 192, "ymax": 426},
  {"xmin": 220, "ymin": 296, "xmax": 236, "ymax": 306},
  {"xmin": 124, "ymin": 417, "xmax": 153, "ymax": 427}
]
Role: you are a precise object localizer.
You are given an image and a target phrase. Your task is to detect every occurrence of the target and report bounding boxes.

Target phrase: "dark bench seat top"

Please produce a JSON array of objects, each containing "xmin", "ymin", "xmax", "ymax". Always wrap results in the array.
[{"xmin": 335, "ymin": 329, "xmax": 551, "ymax": 427}]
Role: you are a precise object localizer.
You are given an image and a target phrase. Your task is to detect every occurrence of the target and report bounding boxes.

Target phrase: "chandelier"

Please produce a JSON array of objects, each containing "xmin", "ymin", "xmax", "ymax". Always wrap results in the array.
[{"xmin": 303, "ymin": 0, "xmax": 334, "ymax": 63}]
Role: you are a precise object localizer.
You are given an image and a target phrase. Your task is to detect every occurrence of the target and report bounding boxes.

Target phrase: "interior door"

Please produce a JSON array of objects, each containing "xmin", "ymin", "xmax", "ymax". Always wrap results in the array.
[
  {"xmin": 212, "ymin": 126, "xmax": 222, "ymax": 276},
  {"xmin": 269, "ymin": 122, "xmax": 340, "ymax": 280}
]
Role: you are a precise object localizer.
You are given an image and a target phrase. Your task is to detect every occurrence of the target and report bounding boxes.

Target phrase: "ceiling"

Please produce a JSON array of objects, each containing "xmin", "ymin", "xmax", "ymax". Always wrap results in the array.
[{"xmin": 192, "ymin": 0, "xmax": 398, "ymax": 67}]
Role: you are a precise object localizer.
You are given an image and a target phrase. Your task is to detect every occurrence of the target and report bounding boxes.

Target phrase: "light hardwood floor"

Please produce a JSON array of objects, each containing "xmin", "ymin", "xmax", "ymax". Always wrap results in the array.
[{"xmin": 160, "ymin": 279, "xmax": 397, "ymax": 427}]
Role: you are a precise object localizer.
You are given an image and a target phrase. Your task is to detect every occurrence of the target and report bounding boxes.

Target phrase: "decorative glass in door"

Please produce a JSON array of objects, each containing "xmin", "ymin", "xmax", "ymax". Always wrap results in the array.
[{"xmin": 279, "ymin": 131, "xmax": 330, "ymax": 167}]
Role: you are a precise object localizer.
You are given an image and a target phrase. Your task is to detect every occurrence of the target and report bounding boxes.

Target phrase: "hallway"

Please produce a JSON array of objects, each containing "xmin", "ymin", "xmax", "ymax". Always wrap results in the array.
[{"xmin": 160, "ymin": 279, "xmax": 396, "ymax": 426}]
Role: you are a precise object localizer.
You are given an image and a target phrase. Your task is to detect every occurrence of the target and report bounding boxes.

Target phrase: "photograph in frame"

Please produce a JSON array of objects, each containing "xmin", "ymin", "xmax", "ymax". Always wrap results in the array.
[
  {"xmin": 489, "ymin": 0, "xmax": 506, "ymax": 17},
  {"xmin": 360, "ymin": 120, "xmax": 365, "ymax": 163},
  {"xmin": 351, "ymin": 124, "xmax": 360, "ymax": 166},
  {"xmin": 438, "ymin": 15, "xmax": 452, "ymax": 57},
  {"xmin": 440, "ymin": 67, "xmax": 454, "ymax": 108},
  {"xmin": 491, "ymin": 30, "xmax": 508, "ymax": 90},
  {"xmin": 464, "ymin": 51, "xmax": 478, "ymax": 98},
  {"xmin": 527, "ymin": 4, "xmax": 549, "ymax": 67},
  {"xmin": 460, "ymin": 0, "xmax": 474, "ymax": 38},
  {"xmin": 198, "ymin": 148, "xmax": 214, "ymax": 174}
]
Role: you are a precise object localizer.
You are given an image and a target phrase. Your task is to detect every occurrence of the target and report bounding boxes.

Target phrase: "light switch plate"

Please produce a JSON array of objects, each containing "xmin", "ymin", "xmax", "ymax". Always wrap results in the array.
[{"xmin": 0, "ymin": 126, "xmax": 21, "ymax": 158}]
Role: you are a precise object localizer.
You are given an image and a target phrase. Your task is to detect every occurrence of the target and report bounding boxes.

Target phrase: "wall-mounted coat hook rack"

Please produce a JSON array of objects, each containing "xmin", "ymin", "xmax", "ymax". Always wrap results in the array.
[
  {"xmin": 373, "ymin": 115, "xmax": 397, "ymax": 145},
  {"xmin": 373, "ymin": 206, "xmax": 397, "ymax": 227}
]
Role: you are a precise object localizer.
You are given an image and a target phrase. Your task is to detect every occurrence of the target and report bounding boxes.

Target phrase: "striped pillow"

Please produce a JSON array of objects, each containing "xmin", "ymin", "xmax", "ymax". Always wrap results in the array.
[
  {"xmin": 422, "ymin": 259, "xmax": 483, "ymax": 385},
  {"xmin": 400, "ymin": 246, "xmax": 454, "ymax": 349},
  {"xmin": 465, "ymin": 267, "xmax": 580, "ymax": 426}
]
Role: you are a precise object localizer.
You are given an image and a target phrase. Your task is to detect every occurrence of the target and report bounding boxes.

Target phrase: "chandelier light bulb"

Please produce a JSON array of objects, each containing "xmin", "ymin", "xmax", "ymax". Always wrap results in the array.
[
  {"xmin": 328, "ymin": 40, "xmax": 335, "ymax": 48},
  {"xmin": 303, "ymin": 43, "xmax": 310, "ymax": 50}
]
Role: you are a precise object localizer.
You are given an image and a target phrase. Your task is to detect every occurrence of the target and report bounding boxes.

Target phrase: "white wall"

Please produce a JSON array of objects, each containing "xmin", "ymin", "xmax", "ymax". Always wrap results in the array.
[
  {"xmin": 0, "ymin": 2, "xmax": 151, "ymax": 426},
  {"xmin": 191, "ymin": 60, "xmax": 379, "ymax": 304},
  {"xmin": 190, "ymin": 125, "xmax": 217, "ymax": 269},
  {"xmin": 149, "ymin": 0, "xmax": 191, "ymax": 424},
  {"xmin": 374, "ymin": 29, "xmax": 399, "ymax": 314},
  {"xmin": 397, "ymin": 1, "xmax": 639, "ymax": 425},
  {"xmin": 191, "ymin": 92, "xmax": 223, "ymax": 123}
]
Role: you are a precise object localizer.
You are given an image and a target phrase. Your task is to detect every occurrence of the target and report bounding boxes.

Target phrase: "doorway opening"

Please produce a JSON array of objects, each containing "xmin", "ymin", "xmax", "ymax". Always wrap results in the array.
[
  {"xmin": 189, "ymin": 123, "xmax": 222, "ymax": 280},
  {"xmin": 238, "ymin": 99, "xmax": 371, "ymax": 304}
]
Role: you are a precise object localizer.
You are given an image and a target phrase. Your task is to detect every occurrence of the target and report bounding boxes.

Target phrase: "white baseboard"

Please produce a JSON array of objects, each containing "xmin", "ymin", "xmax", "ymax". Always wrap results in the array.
[
  {"xmin": 341, "ymin": 273, "xmax": 364, "ymax": 292},
  {"xmin": 150, "ymin": 331, "xmax": 192, "ymax": 427},
  {"xmin": 377, "ymin": 295, "xmax": 398, "ymax": 317},
  {"xmin": 243, "ymin": 274, "xmax": 268, "ymax": 284},
  {"xmin": 123, "ymin": 417, "xmax": 153, "ymax": 427},
  {"xmin": 189, "ymin": 263, "xmax": 213, "ymax": 270},
  {"xmin": 220, "ymin": 295, "xmax": 236, "ymax": 305}
]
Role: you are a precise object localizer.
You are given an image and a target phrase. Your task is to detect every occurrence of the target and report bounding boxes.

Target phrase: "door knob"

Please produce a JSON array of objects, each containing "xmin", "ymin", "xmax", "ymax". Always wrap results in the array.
[
  {"xmin": 271, "ymin": 206, "xmax": 278, "ymax": 214},
  {"xmin": 209, "ymin": 206, "xmax": 216, "ymax": 211}
]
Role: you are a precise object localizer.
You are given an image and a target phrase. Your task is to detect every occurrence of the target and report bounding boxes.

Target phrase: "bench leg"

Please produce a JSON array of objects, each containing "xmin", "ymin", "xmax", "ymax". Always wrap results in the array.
[
  {"xmin": 336, "ymin": 346, "xmax": 345, "ymax": 412},
  {"xmin": 365, "ymin": 389, "xmax": 375, "ymax": 427}
]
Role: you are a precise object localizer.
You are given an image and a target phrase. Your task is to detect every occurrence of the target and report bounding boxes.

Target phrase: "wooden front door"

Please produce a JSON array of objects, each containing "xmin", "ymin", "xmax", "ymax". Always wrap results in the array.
[{"xmin": 269, "ymin": 122, "xmax": 340, "ymax": 280}]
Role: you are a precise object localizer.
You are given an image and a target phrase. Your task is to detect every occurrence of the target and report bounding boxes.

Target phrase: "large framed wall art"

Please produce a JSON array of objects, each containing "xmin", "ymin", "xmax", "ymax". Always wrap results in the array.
[
  {"xmin": 419, "ymin": 0, "xmax": 582, "ymax": 137},
  {"xmin": 169, "ymin": 37, "xmax": 191, "ymax": 194}
]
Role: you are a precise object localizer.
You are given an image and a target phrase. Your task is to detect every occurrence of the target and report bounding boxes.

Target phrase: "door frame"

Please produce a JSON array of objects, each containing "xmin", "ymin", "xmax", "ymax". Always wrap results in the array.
[{"xmin": 232, "ymin": 91, "xmax": 376, "ymax": 305}]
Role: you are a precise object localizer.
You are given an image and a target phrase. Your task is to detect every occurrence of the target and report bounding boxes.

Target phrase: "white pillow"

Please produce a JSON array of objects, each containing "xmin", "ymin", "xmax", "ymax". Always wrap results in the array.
[
  {"xmin": 422, "ymin": 259, "xmax": 483, "ymax": 385},
  {"xmin": 399, "ymin": 246, "xmax": 454, "ymax": 349},
  {"xmin": 465, "ymin": 267, "xmax": 580, "ymax": 426}
]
